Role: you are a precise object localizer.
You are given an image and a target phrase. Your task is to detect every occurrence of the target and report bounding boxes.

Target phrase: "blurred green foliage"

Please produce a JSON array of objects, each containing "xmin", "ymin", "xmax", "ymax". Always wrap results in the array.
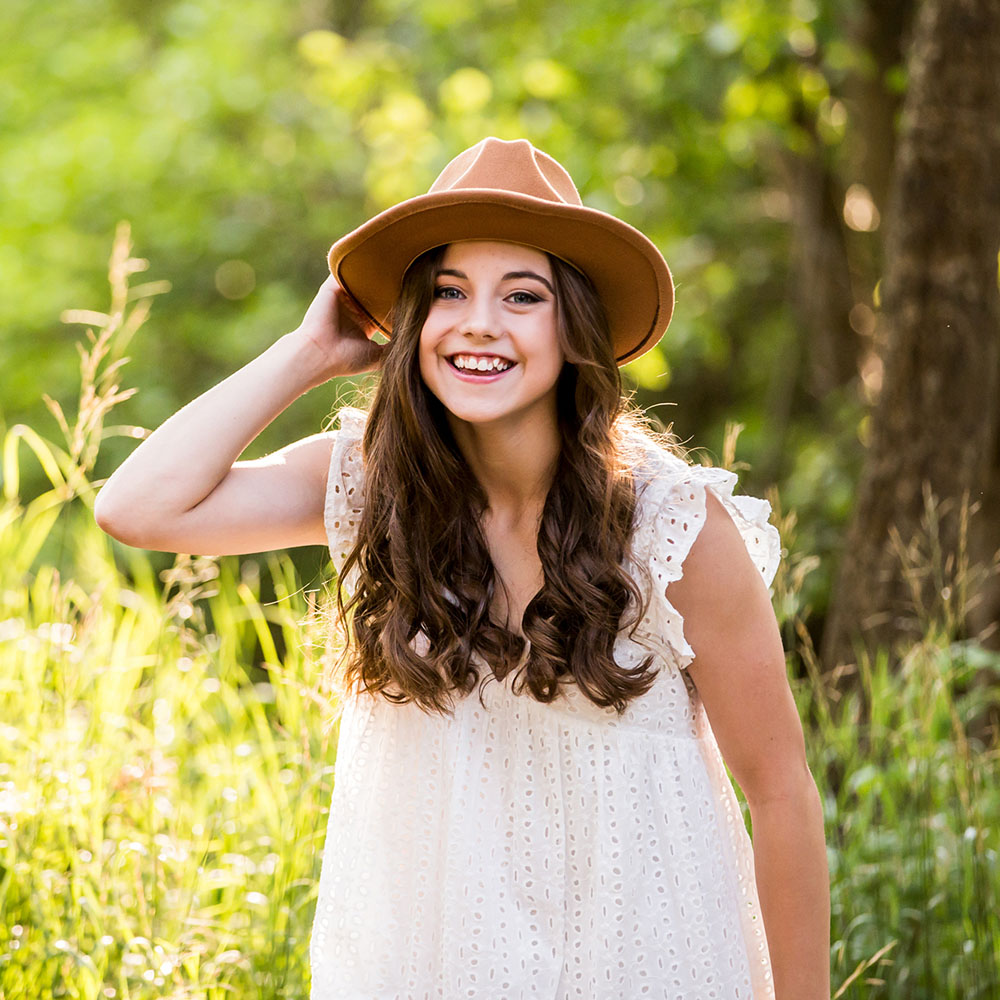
[{"xmin": 2, "ymin": 0, "xmax": 873, "ymax": 614}]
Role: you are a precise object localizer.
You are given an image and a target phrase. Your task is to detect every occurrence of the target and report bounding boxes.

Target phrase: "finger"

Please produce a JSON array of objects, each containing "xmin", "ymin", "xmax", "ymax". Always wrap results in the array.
[
  {"xmin": 303, "ymin": 276, "xmax": 339, "ymax": 319},
  {"xmin": 360, "ymin": 337, "xmax": 386, "ymax": 369},
  {"xmin": 339, "ymin": 292, "xmax": 379, "ymax": 338}
]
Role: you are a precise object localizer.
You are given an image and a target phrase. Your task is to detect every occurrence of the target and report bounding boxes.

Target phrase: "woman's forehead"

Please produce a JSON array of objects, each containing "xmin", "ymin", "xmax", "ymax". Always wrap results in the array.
[{"xmin": 439, "ymin": 240, "xmax": 551, "ymax": 274}]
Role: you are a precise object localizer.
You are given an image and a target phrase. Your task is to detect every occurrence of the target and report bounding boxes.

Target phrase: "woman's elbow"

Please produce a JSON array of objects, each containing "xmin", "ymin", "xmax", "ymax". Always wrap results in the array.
[
  {"xmin": 742, "ymin": 758, "xmax": 820, "ymax": 811},
  {"xmin": 94, "ymin": 487, "xmax": 146, "ymax": 546}
]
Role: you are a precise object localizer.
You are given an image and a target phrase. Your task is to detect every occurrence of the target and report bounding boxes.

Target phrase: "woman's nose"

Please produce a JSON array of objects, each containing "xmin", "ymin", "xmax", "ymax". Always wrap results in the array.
[{"xmin": 459, "ymin": 293, "xmax": 499, "ymax": 337}]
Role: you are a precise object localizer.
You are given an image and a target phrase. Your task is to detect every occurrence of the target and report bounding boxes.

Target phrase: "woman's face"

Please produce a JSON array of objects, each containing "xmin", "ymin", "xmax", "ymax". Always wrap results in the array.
[{"xmin": 418, "ymin": 240, "xmax": 564, "ymax": 434}]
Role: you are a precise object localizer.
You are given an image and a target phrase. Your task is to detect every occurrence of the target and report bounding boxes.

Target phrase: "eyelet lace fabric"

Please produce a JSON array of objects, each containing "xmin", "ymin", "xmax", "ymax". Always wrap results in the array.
[{"xmin": 311, "ymin": 406, "xmax": 781, "ymax": 999}]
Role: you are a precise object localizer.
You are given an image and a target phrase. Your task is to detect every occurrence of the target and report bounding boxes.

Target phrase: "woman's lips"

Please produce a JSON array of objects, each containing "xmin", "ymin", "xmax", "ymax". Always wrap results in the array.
[{"xmin": 445, "ymin": 357, "xmax": 517, "ymax": 383}]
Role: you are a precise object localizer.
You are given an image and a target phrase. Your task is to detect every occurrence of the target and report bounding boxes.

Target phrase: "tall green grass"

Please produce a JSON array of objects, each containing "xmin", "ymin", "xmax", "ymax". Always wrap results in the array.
[
  {"xmin": 765, "ymin": 488, "xmax": 1000, "ymax": 999},
  {"xmin": 2, "ymin": 225, "xmax": 999, "ymax": 998},
  {"xmin": 1, "ymin": 225, "xmax": 343, "ymax": 998}
]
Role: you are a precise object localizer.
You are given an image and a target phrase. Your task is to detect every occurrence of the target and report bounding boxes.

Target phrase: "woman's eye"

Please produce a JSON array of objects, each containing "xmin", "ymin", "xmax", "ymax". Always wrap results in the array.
[
  {"xmin": 433, "ymin": 286, "xmax": 462, "ymax": 299},
  {"xmin": 509, "ymin": 291, "xmax": 541, "ymax": 305}
]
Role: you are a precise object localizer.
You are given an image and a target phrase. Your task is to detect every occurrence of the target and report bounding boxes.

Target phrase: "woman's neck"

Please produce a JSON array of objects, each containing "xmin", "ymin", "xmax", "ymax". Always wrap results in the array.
[{"xmin": 448, "ymin": 413, "xmax": 561, "ymax": 521}]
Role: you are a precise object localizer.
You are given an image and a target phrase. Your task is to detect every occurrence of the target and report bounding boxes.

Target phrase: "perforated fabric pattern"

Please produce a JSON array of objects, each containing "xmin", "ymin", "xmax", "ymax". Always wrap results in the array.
[
  {"xmin": 323, "ymin": 405, "xmax": 368, "ymax": 596},
  {"xmin": 310, "ymin": 409, "xmax": 778, "ymax": 999},
  {"xmin": 626, "ymin": 442, "xmax": 782, "ymax": 671}
]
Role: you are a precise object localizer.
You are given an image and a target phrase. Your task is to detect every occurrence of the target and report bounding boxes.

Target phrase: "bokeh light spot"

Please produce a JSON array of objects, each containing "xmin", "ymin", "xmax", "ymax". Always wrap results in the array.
[{"xmin": 215, "ymin": 260, "xmax": 256, "ymax": 300}]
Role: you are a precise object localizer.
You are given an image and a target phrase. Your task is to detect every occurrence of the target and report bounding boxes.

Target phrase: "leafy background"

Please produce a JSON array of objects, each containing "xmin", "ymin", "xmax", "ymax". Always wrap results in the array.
[{"xmin": 2, "ymin": 0, "xmax": 867, "ymax": 615}]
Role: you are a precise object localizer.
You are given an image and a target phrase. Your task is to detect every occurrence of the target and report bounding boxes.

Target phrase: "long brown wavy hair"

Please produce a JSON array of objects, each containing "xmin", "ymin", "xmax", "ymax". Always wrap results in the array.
[{"xmin": 327, "ymin": 243, "xmax": 685, "ymax": 718}]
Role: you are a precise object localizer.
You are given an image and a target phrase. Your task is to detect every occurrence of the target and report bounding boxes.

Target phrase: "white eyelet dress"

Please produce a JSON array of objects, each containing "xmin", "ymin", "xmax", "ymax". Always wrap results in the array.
[{"xmin": 309, "ymin": 406, "xmax": 782, "ymax": 1000}]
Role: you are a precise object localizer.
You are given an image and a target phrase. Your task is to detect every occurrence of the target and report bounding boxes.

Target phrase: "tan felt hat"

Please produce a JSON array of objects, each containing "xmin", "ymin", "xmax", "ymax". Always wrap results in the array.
[{"xmin": 328, "ymin": 137, "xmax": 674, "ymax": 366}]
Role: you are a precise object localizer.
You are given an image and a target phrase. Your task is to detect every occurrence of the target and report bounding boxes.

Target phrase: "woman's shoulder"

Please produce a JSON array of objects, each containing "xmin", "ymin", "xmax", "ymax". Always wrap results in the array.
[
  {"xmin": 617, "ymin": 422, "xmax": 693, "ymax": 493},
  {"xmin": 323, "ymin": 406, "xmax": 370, "ymax": 569},
  {"xmin": 324, "ymin": 405, "xmax": 369, "ymax": 486},
  {"xmin": 333, "ymin": 404, "xmax": 369, "ymax": 439},
  {"xmin": 621, "ymin": 426, "xmax": 781, "ymax": 591}
]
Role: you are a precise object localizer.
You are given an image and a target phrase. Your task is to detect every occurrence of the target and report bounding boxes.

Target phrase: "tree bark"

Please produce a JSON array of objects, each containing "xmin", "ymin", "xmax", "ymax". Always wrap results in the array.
[
  {"xmin": 967, "ymin": 427, "xmax": 1000, "ymax": 649},
  {"xmin": 845, "ymin": 0, "xmax": 917, "ymax": 216},
  {"xmin": 768, "ymin": 0, "xmax": 915, "ymax": 463},
  {"xmin": 821, "ymin": 0, "xmax": 1000, "ymax": 671},
  {"xmin": 780, "ymin": 117, "xmax": 859, "ymax": 403}
]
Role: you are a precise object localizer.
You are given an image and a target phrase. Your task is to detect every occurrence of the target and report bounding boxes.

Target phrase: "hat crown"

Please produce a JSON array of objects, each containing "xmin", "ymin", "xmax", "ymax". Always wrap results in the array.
[{"xmin": 428, "ymin": 136, "xmax": 582, "ymax": 206}]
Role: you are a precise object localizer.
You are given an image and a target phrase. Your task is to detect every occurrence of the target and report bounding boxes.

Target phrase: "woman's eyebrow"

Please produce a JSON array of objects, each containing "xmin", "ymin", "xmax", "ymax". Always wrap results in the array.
[
  {"xmin": 503, "ymin": 271, "xmax": 554, "ymax": 294},
  {"xmin": 434, "ymin": 268, "xmax": 554, "ymax": 294}
]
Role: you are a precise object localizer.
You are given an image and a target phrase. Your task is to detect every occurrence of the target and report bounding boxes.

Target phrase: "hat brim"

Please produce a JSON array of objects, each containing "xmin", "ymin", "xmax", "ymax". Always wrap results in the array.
[{"xmin": 327, "ymin": 190, "xmax": 674, "ymax": 365}]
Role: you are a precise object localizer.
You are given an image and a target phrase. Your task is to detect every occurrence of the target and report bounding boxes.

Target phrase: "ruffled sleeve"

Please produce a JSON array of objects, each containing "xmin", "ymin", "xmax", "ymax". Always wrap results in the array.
[
  {"xmin": 323, "ymin": 406, "xmax": 369, "ymax": 582},
  {"xmin": 629, "ymin": 454, "xmax": 782, "ymax": 671}
]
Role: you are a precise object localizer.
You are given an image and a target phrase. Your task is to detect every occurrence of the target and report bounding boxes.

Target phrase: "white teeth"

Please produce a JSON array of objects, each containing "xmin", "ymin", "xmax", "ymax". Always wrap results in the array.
[{"xmin": 453, "ymin": 355, "xmax": 513, "ymax": 372}]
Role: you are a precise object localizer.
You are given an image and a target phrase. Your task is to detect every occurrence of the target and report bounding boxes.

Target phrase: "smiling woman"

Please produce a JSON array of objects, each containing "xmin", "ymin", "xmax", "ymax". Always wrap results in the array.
[
  {"xmin": 95, "ymin": 137, "xmax": 829, "ymax": 1000},
  {"xmin": 418, "ymin": 241, "xmax": 564, "ymax": 456}
]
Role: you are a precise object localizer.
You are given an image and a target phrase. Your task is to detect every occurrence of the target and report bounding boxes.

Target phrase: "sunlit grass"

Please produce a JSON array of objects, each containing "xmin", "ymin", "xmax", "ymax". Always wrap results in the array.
[
  {"xmin": 1, "ymin": 225, "xmax": 999, "ymax": 998},
  {"xmin": 0, "ymin": 543, "xmax": 339, "ymax": 997},
  {"xmin": 0, "ymin": 225, "xmax": 343, "ymax": 998}
]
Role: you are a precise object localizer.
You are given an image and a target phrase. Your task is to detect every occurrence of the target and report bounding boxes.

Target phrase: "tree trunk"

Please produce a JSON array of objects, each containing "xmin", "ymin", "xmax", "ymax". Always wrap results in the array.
[
  {"xmin": 967, "ymin": 427, "xmax": 1000, "ymax": 649},
  {"xmin": 821, "ymin": 0, "xmax": 1000, "ymax": 671},
  {"xmin": 780, "ymin": 119, "xmax": 859, "ymax": 403},
  {"xmin": 764, "ymin": 0, "xmax": 915, "ymax": 477},
  {"xmin": 845, "ymin": 0, "xmax": 917, "ymax": 216}
]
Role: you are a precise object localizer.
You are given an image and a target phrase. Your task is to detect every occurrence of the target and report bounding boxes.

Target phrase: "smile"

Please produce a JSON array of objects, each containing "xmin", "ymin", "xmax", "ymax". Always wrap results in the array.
[{"xmin": 445, "ymin": 355, "xmax": 517, "ymax": 381}]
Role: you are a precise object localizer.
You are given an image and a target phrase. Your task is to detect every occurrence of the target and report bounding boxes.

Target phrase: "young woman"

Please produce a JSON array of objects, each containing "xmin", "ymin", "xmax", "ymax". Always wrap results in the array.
[{"xmin": 95, "ymin": 137, "xmax": 830, "ymax": 999}]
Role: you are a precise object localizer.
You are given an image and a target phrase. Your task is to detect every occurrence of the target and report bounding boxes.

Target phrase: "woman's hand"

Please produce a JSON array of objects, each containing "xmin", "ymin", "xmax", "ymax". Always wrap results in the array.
[{"xmin": 292, "ymin": 275, "xmax": 387, "ymax": 387}]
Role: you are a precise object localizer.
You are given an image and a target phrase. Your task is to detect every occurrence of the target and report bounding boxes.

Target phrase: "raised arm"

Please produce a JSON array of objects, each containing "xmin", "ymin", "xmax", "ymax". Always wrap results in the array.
[
  {"xmin": 666, "ymin": 489, "xmax": 830, "ymax": 1000},
  {"xmin": 94, "ymin": 276, "xmax": 384, "ymax": 556}
]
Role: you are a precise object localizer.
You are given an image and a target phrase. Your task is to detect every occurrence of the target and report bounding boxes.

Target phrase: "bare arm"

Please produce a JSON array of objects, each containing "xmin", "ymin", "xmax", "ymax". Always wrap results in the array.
[
  {"xmin": 666, "ymin": 490, "xmax": 830, "ymax": 1000},
  {"xmin": 94, "ymin": 276, "xmax": 384, "ymax": 555}
]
